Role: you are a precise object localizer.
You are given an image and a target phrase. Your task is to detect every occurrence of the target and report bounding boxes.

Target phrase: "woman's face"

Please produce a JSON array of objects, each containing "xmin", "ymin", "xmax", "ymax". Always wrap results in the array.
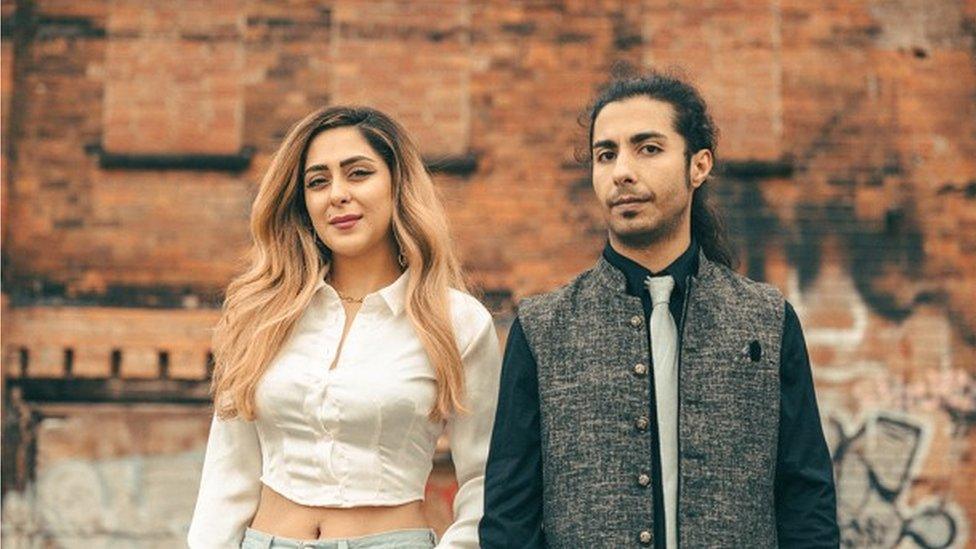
[{"xmin": 302, "ymin": 126, "xmax": 396, "ymax": 261}]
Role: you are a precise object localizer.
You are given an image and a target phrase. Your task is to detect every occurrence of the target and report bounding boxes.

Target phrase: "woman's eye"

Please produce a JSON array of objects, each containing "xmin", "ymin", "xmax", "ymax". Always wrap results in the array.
[
  {"xmin": 307, "ymin": 178, "xmax": 330, "ymax": 188},
  {"xmin": 349, "ymin": 169, "xmax": 373, "ymax": 180}
]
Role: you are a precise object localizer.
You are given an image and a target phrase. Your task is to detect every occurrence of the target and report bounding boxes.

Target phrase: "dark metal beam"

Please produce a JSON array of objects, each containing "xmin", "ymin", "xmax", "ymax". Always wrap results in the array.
[
  {"xmin": 89, "ymin": 145, "xmax": 256, "ymax": 173},
  {"xmin": 6, "ymin": 378, "xmax": 212, "ymax": 405},
  {"xmin": 716, "ymin": 159, "xmax": 794, "ymax": 179}
]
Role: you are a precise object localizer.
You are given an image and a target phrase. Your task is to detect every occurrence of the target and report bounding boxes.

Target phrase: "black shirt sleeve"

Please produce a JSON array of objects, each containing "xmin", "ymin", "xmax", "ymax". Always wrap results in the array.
[
  {"xmin": 775, "ymin": 302, "xmax": 840, "ymax": 548},
  {"xmin": 479, "ymin": 317, "xmax": 547, "ymax": 549}
]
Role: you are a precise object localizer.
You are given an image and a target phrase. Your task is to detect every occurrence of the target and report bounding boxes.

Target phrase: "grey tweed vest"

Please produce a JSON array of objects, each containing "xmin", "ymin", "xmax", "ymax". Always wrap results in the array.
[{"xmin": 518, "ymin": 252, "xmax": 785, "ymax": 548}]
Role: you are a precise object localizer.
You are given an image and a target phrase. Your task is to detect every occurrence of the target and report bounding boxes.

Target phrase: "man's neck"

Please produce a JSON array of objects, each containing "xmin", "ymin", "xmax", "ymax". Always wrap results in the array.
[{"xmin": 609, "ymin": 230, "xmax": 692, "ymax": 274}]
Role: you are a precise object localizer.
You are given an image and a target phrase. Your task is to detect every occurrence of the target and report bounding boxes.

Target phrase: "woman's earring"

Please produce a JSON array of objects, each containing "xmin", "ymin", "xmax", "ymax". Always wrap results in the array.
[{"xmin": 393, "ymin": 231, "xmax": 408, "ymax": 267}]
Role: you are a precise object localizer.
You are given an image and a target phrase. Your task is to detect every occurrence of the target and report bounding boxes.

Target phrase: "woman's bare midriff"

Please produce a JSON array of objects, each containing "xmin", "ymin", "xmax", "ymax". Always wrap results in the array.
[{"xmin": 249, "ymin": 484, "xmax": 429, "ymax": 540}]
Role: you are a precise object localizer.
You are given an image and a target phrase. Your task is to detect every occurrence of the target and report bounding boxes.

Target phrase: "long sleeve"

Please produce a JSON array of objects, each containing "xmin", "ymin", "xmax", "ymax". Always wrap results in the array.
[
  {"xmin": 479, "ymin": 317, "xmax": 547, "ymax": 549},
  {"xmin": 775, "ymin": 302, "xmax": 840, "ymax": 548},
  {"xmin": 187, "ymin": 412, "xmax": 264, "ymax": 549},
  {"xmin": 438, "ymin": 312, "xmax": 503, "ymax": 548}
]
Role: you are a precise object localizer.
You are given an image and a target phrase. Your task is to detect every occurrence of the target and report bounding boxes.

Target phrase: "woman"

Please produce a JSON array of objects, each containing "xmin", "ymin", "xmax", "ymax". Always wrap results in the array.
[{"xmin": 188, "ymin": 106, "xmax": 501, "ymax": 548}]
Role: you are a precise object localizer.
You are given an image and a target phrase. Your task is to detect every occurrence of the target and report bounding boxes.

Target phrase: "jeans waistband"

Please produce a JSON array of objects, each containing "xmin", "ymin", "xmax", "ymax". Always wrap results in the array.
[{"xmin": 242, "ymin": 527, "xmax": 437, "ymax": 548}]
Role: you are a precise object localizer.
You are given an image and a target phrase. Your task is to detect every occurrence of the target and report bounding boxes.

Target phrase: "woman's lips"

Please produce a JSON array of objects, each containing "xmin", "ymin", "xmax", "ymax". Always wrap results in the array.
[{"xmin": 329, "ymin": 214, "xmax": 362, "ymax": 230}]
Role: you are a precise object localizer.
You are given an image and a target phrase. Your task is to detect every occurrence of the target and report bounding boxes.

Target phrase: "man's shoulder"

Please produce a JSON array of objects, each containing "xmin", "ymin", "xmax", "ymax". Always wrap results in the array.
[
  {"xmin": 721, "ymin": 265, "xmax": 785, "ymax": 299},
  {"xmin": 703, "ymin": 258, "xmax": 785, "ymax": 304},
  {"xmin": 516, "ymin": 266, "xmax": 601, "ymax": 324}
]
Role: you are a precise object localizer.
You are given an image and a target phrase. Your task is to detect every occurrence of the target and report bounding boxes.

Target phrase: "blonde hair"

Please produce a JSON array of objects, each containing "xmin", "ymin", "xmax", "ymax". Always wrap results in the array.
[{"xmin": 212, "ymin": 106, "xmax": 467, "ymax": 422}]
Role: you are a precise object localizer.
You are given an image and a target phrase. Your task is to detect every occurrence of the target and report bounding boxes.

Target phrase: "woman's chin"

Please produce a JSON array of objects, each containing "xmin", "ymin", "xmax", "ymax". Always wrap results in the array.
[{"xmin": 326, "ymin": 239, "xmax": 386, "ymax": 261}]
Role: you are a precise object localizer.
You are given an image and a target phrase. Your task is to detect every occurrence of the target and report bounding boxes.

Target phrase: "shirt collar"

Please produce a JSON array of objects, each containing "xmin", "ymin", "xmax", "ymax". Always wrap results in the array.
[
  {"xmin": 315, "ymin": 269, "xmax": 410, "ymax": 316},
  {"xmin": 601, "ymin": 237, "xmax": 699, "ymax": 297}
]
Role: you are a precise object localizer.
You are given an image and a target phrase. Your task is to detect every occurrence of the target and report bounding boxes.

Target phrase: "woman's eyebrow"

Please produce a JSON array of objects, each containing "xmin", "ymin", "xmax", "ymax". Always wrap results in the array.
[
  {"xmin": 304, "ymin": 164, "xmax": 329, "ymax": 175},
  {"xmin": 304, "ymin": 156, "xmax": 374, "ymax": 175},
  {"xmin": 339, "ymin": 155, "xmax": 374, "ymax": 168}
]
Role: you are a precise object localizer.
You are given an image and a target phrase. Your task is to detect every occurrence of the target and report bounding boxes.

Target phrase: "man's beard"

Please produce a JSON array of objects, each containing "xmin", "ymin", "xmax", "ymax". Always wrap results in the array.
[
  {"xmin": 611, "ymin": 169, "xmax": 692, "ymax": 249},
  {"xmin": 613, "ymin": 208, "xmax": 686, "ymax": 249}
]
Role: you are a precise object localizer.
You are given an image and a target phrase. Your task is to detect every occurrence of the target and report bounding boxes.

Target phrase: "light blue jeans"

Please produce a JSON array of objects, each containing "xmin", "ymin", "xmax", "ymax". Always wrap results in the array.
[{"xmin": 241, "ymin": 527, "xmax": 437, "ymax": 549}]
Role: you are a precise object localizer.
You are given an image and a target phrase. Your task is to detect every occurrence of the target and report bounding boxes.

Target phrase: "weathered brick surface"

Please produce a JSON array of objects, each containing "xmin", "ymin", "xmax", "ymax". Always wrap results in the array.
[
  {"xmin": 3, "ymin": 307, "xmax": 217, "ymax": 380},
  {"xmin": 642, "ymin": 0, "xmax": 785, "ymax": 161},
  {"xmin": 2, "ymin": 0, "xmax": 974, "ymax": 546},
  {"xmin": 332, "ymin": 0, "xmax": 472, "ymax": 155},
  {"xmin": 103, "ymin": 1, "xmax": 245, "ymax": 155}
]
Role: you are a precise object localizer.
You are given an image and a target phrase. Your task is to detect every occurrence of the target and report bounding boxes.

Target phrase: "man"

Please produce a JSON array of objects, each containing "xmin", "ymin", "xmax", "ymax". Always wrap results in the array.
[{"xmin": 479, "ymin": 72, "xmax": 838, "ymax": 548}]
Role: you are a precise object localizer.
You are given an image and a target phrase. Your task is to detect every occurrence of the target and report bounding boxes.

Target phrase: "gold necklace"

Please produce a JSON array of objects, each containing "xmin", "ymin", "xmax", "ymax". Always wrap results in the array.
[{"xmin": 334, "ymin": 289, "xmax": 364, "ymax": 304}]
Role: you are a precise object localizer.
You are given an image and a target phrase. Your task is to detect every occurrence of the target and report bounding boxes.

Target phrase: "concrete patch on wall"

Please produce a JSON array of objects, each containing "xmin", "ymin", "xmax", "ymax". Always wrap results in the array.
[
  {"xmin": 1, "ymin": 450, "xmax": 203, "ymax": 548},
  {"xmin": 1, "ymin": 404, "xmax": 211, "ymax": 548}
]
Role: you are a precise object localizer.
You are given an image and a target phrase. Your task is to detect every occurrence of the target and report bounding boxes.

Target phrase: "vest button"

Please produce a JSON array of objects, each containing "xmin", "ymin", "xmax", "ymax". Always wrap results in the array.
[
  {"xmin": 635, "ymin": 416, "xmax": 649, "ymax": 431},
  {"xmin": 637, "ymin": 472, "xmax": 651, "ymax": 487},
  {"xmin": 639, "ymin": 530, "xmax": 652, "ymax": 545},
  {"xmin": 633, "ymin": 363, "xmax": 648, "ymax": 376},
  {"xmin": 629, "ymin": 315, "xmax": 643, "ymax": 328}
]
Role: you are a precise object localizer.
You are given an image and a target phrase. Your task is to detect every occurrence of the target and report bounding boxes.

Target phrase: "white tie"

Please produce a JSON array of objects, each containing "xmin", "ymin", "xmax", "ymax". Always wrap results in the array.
[{"xmin": 645, "ymin": 275, "xmax": 678, "ymax": 549}]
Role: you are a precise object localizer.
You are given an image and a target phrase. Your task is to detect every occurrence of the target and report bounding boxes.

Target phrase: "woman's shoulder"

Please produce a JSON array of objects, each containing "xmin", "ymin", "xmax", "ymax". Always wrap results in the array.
[
  {"xmin": 446, "ymin": 289, "xmax": 501, "ymax": 368},
  {"xmin": 447, "ymin": 288, "xmax": 495, "ymax": 340}
]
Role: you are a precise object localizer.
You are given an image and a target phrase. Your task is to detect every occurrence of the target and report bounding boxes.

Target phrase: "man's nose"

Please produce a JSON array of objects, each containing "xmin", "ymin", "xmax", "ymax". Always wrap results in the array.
[{"xmin": 611, "ymin": 152, "xmax": 636, "ymax": 186}]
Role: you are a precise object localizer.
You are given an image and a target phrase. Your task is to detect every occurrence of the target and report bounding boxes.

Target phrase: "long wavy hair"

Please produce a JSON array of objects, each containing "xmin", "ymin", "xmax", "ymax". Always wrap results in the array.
[
  {"xmin": 586, "ymin": 68, "xmax": 738, "ymax": 269},
  {"xmin": 212, "ymin": 106, "xmax": 467, "ymax": 422}
]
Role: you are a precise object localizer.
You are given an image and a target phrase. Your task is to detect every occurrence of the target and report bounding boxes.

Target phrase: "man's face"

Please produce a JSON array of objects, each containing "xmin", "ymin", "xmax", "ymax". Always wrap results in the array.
[{"xmin": 591, "ymin": 96, "xmax": 707, "ymax": 249}]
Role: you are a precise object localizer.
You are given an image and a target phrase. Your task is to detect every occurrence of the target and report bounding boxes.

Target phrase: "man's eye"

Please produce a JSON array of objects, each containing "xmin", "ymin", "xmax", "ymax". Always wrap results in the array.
[
  {"xmin": 641, "ymin": 144, "xmax": 661, "ymax": 154},
  {"xmin": 596, "ymin": 151, "xmax": 615, "ymax": 163}
]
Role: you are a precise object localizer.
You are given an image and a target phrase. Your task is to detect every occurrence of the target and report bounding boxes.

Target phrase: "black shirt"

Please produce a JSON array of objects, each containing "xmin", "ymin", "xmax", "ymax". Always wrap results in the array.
[{"xmin": 479, "ymin": 241, "xmax": 839, "ymax": 548}]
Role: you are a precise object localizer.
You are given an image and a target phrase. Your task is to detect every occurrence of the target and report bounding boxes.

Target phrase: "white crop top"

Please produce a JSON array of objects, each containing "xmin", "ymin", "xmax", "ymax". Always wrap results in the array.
[{"xmin": 187, "ymin": 271, "xmax": 502, "ymax": 548}]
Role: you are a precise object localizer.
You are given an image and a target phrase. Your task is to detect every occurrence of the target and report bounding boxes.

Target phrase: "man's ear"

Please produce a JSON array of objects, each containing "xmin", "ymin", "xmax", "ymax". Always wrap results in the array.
[{"xmin": 689, "ymin": 149, "xmax": 713, "ymax": 189}]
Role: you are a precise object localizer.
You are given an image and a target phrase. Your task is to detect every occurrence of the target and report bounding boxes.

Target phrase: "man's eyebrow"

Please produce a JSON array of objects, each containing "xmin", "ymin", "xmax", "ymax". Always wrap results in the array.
[
  {"xmin": 630, "ymin": 131, "xmax": 668, "ymax": 145},
  {"xmin": 592, "ymin": 131, "xmax": 668, "ymax": 150}
]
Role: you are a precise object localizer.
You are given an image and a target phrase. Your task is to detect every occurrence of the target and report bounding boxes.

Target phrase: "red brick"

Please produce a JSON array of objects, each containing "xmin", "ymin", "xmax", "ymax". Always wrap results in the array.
[{"xmin": 3, "ymin": 0, "xmax": 975, "ymax": 540}]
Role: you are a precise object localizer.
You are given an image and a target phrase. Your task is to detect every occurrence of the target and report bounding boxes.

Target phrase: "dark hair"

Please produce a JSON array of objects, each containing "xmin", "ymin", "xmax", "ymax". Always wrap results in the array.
[{"xmin": 586, "ymin": 67, "xmax": 738, "ymax": 269}]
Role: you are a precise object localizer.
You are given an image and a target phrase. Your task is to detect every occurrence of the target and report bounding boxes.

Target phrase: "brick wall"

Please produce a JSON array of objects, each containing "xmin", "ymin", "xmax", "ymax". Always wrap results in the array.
[{"xmin": 2, "ymin": 0, "xmax": 974, "ymax": 547}]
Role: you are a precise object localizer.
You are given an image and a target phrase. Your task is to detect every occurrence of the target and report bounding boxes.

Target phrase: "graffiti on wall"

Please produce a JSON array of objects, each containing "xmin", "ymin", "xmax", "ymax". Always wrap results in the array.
[{"xmin": 828, "ymin": 412, "xmax": 968, "ymax": 548}]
